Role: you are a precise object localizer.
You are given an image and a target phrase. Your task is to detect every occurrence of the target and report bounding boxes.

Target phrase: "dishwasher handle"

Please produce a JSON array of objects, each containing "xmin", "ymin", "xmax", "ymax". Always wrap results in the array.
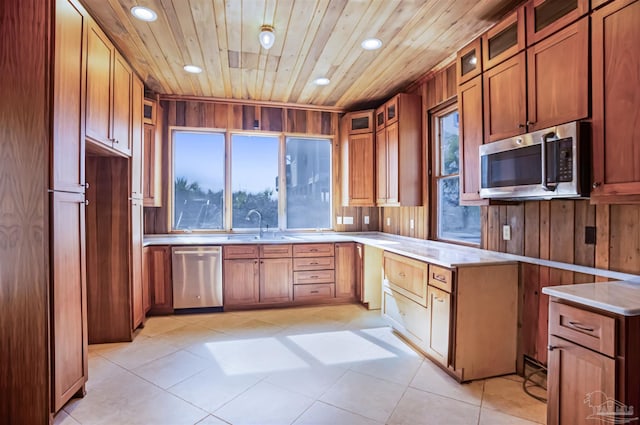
[{"xmin": 172, "ymin": 249, "xmax": 221, "ymax": 255}]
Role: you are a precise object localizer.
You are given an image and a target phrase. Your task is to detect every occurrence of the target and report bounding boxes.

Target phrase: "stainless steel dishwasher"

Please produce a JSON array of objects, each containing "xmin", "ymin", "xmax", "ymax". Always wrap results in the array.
[{"xmin": 172, "ymin": 246, "xmax": 223, "ymax": 311}]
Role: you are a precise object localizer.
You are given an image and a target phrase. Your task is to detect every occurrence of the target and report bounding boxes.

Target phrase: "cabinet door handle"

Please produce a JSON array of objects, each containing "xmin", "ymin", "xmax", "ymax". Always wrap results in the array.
[
  {"xmin": 592, "ymin": 182, "xmax": 601, "ymax": 189},
  {"xmin": 433, "ymin": 296, "xmax": 445, "ymax": 303},
  {"xmin": 568, "ymin": 321, "xmax": 594, "ymax": 332},
  {"xmin": 85, "ymin": 182, "xmax": 90, "ymax": 189},
  {"xmin": 548, "ymin": 345, "xmax": 558, "ymax": 351},
  {"xmin": 84, "ymin": 199, "xmax": 90, "ymax": 206}
]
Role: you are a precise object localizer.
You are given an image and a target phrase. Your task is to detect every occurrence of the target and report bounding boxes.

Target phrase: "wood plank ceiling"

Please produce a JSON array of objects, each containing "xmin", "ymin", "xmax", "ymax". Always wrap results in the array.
[{"xmin": 82, "ymin": 0, "xmax": 521, "ymax": 109}]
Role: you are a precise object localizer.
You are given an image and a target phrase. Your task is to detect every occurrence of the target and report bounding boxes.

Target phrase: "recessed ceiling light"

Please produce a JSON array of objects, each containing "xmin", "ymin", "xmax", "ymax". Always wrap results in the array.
[
  {"xmin": 313, "ymin": 77, "xmax": 330, "ymax": 86},
  {"xmin": 131, "ymin": 6, "xmax": 157, "ymax": 22},
  {"xmin": 361, "ymin": 38, "xmax": 382, "ymax": 50},
  {"xmin": 183, "ymin": 65, "xmax": 202, "ymax": 74}
]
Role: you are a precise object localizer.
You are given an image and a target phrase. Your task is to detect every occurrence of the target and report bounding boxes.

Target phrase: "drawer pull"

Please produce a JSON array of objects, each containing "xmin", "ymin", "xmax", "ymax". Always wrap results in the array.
[
  {"xmin": 310, "ymin": 290, "xmax": 319, "ymax": 294},
  {"xmin": 310, "ymin": 248, "xmax": 318, "ymax": 252},
  {"xmin": 568, "ymin": 321, "xmax": 594, "ymax": 332},
  {"xmin": 310, "ymin": 262, "xmax": 318, "ymax": 265},
  {"xmin": 310, "ymin": 275, "xmax": 319, "ymax": 279},
  {"xmin": 398, "ymin": 272, "xmax": 406, "ymax": 278},
  {"xmin": 433, "ymin": 274, "xmax": 447, "ymax": 282}
]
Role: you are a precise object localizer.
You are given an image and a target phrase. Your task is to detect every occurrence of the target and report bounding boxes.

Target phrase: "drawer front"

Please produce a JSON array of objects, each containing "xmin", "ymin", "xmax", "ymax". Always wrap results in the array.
[
  {"xmin": 429, "ymin": 265, "xmax": 454, "ymax": 293},
  {"xmin": 293, "ymin": 256, "xmax": 335, "ymax": 271},
  {"xmin": 260, "ymin": 244, "xmax": 293, "ymax": 258},
  {"xmin": 383, "ymin": 252, "xmax": 428, "ymax": 305},
  {"xmin": 294, "ymin": 270, "xmax": 335, "ymax": 284},
  {"xmin": 549, "ymin": 301, "xmax": 616, "ymax": 357},
  {"xmin": 294, "ymin": 283, "xmax": 335, "ymax": 300},
  {"xmin": 224, "ymin": 244, "xmax": 259, "ymax": 259},
  {"xmin": 382, "ymin": 288, "xmax": 428, "ymax": 346},
  {"xmin": 293, "ymin": 243, "xmax": 334, "ymax": 257}
]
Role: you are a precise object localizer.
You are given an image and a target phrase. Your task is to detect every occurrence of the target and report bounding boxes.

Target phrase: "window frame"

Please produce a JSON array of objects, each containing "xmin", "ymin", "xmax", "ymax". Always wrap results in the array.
[
  {"xmin": 429, "ymin": 101, "xmax": 481, "ymax": 247},
  {"xmin": 168, "ymin": 126, "xmax": 334, "ymax": 233}
]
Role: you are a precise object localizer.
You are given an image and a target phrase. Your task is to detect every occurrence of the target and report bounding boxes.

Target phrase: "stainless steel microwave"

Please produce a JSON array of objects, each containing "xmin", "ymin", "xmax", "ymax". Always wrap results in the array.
[{"xmin": 479, "ymin": 121, "xmax": 590, "ymax": 200}]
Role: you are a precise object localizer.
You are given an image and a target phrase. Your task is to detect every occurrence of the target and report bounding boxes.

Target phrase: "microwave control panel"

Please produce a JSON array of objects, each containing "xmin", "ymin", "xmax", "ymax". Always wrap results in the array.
[{"xmin": 548, "ymin": 137, "xmax": 573, "ymax": 183}]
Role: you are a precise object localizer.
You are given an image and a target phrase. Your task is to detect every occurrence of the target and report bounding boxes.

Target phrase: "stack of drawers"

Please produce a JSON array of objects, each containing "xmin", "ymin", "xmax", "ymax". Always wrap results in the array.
[{"xmin": 293, "ymin": 243, "xmax": 335, "ymax": 301}]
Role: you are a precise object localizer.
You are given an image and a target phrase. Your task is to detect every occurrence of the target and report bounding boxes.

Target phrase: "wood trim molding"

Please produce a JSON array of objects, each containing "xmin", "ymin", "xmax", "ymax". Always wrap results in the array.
[{"xmin": 159, "ymin": 94, "xmax": 345, "ymax": 113}]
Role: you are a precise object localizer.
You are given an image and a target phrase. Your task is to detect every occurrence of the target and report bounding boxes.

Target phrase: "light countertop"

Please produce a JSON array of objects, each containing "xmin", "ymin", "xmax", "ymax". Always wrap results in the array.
[{"xmin": 542, "ymin": 281, "xmax": 640, "ymax": 316}]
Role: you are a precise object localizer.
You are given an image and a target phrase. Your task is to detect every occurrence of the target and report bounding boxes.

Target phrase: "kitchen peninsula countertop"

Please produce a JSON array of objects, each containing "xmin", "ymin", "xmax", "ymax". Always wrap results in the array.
[{"xmin": 542, "ymin": 281, "xmax": 640, "ymax": 316}]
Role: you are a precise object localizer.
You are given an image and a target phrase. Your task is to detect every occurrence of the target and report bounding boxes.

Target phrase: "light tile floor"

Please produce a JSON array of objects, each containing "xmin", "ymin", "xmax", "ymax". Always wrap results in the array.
[{"xmin": 55, "ymin": 304, "xmax": 547, "ymax": 425}]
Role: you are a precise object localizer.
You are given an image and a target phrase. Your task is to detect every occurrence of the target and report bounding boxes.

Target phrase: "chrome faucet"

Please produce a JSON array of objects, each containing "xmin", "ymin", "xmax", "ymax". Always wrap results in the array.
[{"xmin": 245, "ymin": 209, "xmax": 263, "ymax": 238}]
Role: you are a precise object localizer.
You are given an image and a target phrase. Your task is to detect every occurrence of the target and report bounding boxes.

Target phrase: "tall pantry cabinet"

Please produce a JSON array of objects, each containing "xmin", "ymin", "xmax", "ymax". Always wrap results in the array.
[{"xmin": 50, "ymin": 0, "xmax": 89, "ymax": 413}]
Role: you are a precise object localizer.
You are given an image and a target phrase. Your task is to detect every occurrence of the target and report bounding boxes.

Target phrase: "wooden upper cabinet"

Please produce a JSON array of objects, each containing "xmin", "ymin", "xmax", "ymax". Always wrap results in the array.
[
  {"xmin": 342, "ymin": 111, "xmax": 375, "ymax": 207},
  {"xmin": 376, "ymin": 93, "xmax": 422, "ymax": 206},
  {"xmin": 52, "ymin": 0, "xmax": 86, "ymax": 193},
  {"xmin": 143, "ymin": 112, "xmax": 163, "ymax": 207},
  {"xmin": 526, "ymin": 0, "xmax": 589, "ymax": 46},
  {"xmin": 458, "ymin": 75, "xmax": 486, "ymax": 205},
  {"xmin": 111, "ymin": 53, "xmax": 133, "ymax": 156},
  {"xmin": 131, "ymin": 76, "xmax": 143, "ymax": 198},
  {"xmin": 85, "ymin": 22, "xmax": 113, "ymax": 148},
  {"xmin": 456, "ymin": 38, "xmax": 482, "ymax": 85},
  {"xmin": 347, "ymin": 110, "xmax": 373, "ymax": 134},
  {"xmin": 85, "ymin": 20, "xmax": 134, "ymax": 157},
  {"xmin": 348, "ymin": 132, "xmax": 375, "ymax": 206},
  {"xmin": 527, "ymin": 18, "xmax": 589, "ymax": 132},
  {"xmin": 483, "ymin": 52, "xmax": 527, "ymax": 142},
  {"xmin": 591, "ymin": 0, "xmax": 640, "ymax": 203},
  {"xmin": 592, "ymin": 0, "xmax": 613, "ymax": 8},
  {"xmin": 482, "ymin": 7, "xmax": 525, "ymax": 70},
  {"xmin": 375, "ymin": 126, "xmax": 388, "ymax": 205},
  {"xmin": 375, "ymin": 105, "xmax": 385, "ymax": 131}
]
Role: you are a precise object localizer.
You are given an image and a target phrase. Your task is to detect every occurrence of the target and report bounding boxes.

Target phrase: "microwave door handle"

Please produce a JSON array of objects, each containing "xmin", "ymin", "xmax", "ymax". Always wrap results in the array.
[{"xmin": 541, "ymin": 132, "xmax": 556, "ymax": 192}]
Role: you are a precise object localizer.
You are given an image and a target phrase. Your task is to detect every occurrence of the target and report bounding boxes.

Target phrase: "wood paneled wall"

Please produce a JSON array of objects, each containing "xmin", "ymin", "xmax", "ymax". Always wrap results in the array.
[
  {"xmin": 0, "ymin": 0, "xmax": 51, "ymax": 422},
  {"xmin": 144, "ymin": 99, "xmax": 342, "ymax": 234}
]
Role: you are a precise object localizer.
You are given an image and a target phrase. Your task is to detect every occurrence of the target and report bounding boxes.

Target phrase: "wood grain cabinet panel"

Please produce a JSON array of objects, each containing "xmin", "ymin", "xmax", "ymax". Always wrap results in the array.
[
  {"xmin": 112, "ymin": 53, "xmax": 132, "ymax": 156},
  {"xmin": 458, "ymin": 75, "xmax": 485, "ymax": 204},
  {"xmin": 483, "ymin": 52, "xmax": 527, "ymax": 142},
  {"xmin": 143, "ymin": 119, "xmax": 162, "ymax": 207},
  {"xmin": 376, "ymin": 93, "xmax": 422, "ymax": 206},
  {"xmin": 131, "ymin": 77, "xmax": 143, "ymax": 198},
  {"xmin": 85, "ymin": 22, "xmax": 113, "ymax": 148},
  {"xmin": 456, "ymin": 38, "xmax": 482, "ymax": 85},
  {"xmin": 347, "ymin": 110, "xmax": 373, "ymax": 134},
  {"xmin": 546, "ymin": 299, "xmax": 640, "ymax": 425},
  {"xmin": 335, "ymin": 242, "xmax": 356, "ymax": 299},
  {"xmin": 85, "ymin": 20, "xmax": 134, "ymax": 157},
  {"xmin": 143, "ymin": 246, "xmax": 173, "ymax": 315},
  {"xmin": 426, "ymin": 286, "xmax": 451, "ymax": 367},
  {"xmin": 260, "ymin": 258, "xmax": 293, "ymax": 303},
  {"xmin": 482, "ymin": 7, "xmax": 526, "ymax": 70},
  {"xmin": 50, "ymin": 191, "xmax": 87, "ymax": 412},
  {"xmin": 347, "ymin": 132, "xmax": 375, "ymax": 206},
  {"xmin": 526, "ymin": 18, "xmax": 589, "ymax": 132},
  {"xmin": 52, "ymin": 0, "xmax": 86, "ymax": 193},
  {"xmin": 526, "ymin": 0, "xmax": 589, "ymax": 46},
  {"xmin": 591, "ymin": 0, "xmax": 640, "ymax": 203},
  {"xmin": 130, "ymin": 199, "xmax": 144, "ymax": 329},
  {"xmin": 224, "ymin": 258, "xmax": 260, "ymax": 306},
  {"xmin": 293, "ymin": 243, "xmax": 334, "ymax": 257}
]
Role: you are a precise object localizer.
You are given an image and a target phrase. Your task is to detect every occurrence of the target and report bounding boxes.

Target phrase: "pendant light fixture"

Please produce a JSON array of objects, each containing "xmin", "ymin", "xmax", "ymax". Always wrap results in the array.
[{"xmin": 259, "ymin": 25, "xmax": 275, "ymax": 50}]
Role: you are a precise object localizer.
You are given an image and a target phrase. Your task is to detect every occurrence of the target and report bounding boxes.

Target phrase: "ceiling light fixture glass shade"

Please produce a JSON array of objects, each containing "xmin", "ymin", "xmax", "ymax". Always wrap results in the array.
[
  {"xmin": 183, "ymin": 65, "xmax": 202, "ymax": 74},
  {"xmin": 361, "ymin": 38, "xmax": 382, "ymax": 50},
  {"xmin": 259, "ymin": 25, "xmax": 276, "ymax": 50},
  {"xmin": 313, "ymin": 77, "xmax": 330, "ymax": 86},
  {"xmin": 131, "ymin": 6, "xmax": 157, "ymax": 22}
]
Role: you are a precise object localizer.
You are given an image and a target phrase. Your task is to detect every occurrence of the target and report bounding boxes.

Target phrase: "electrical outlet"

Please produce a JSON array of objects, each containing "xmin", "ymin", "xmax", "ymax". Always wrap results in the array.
[
  {"xmin": 343, "ymin": 216, "xmax": 354, "ymax": 225},
  {"xmin": 336, "ymin": 216, "xmax": 343, "ymax": 225},
  {"xmin": 410, "ymin": 219, "xmax": 415, "ymax": 229},
  {"xmin": 386, "ymin": 217, "xmax": 391, "ymax": 226},
  {"xmin": 364, "ymin": 215, "xmax": 370, "ymax": 225},
  {"xmin": 502, "ymin": 225, "xmax": 511, "ymax": 241}
]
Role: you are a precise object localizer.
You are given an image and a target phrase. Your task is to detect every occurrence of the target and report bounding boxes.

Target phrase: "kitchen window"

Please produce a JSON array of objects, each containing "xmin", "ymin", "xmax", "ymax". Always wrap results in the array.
[
  {"xmin": 171, "ymin": 130, "xmax": 332, "ymax": 232},
  {"xmin": 172, "ymin": 131, "xmax": 225, "ymax": 231},
  {"xmin": 432, "ymin": 105, "xmax": 481, "ymax": 245}
]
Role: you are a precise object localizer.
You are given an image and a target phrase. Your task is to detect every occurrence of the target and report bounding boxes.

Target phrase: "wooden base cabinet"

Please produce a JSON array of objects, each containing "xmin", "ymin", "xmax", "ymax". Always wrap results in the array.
[
  {"xmin": 382, "ymin": 252, "xmax": 518, "ymax": 382},
  {"xmin": 547, "ymin": 300, "xmax": 640, "ymax": 425},
  {"xmin": 144, "ymin": 245, "xmax": 174, "ymax": 314}
]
